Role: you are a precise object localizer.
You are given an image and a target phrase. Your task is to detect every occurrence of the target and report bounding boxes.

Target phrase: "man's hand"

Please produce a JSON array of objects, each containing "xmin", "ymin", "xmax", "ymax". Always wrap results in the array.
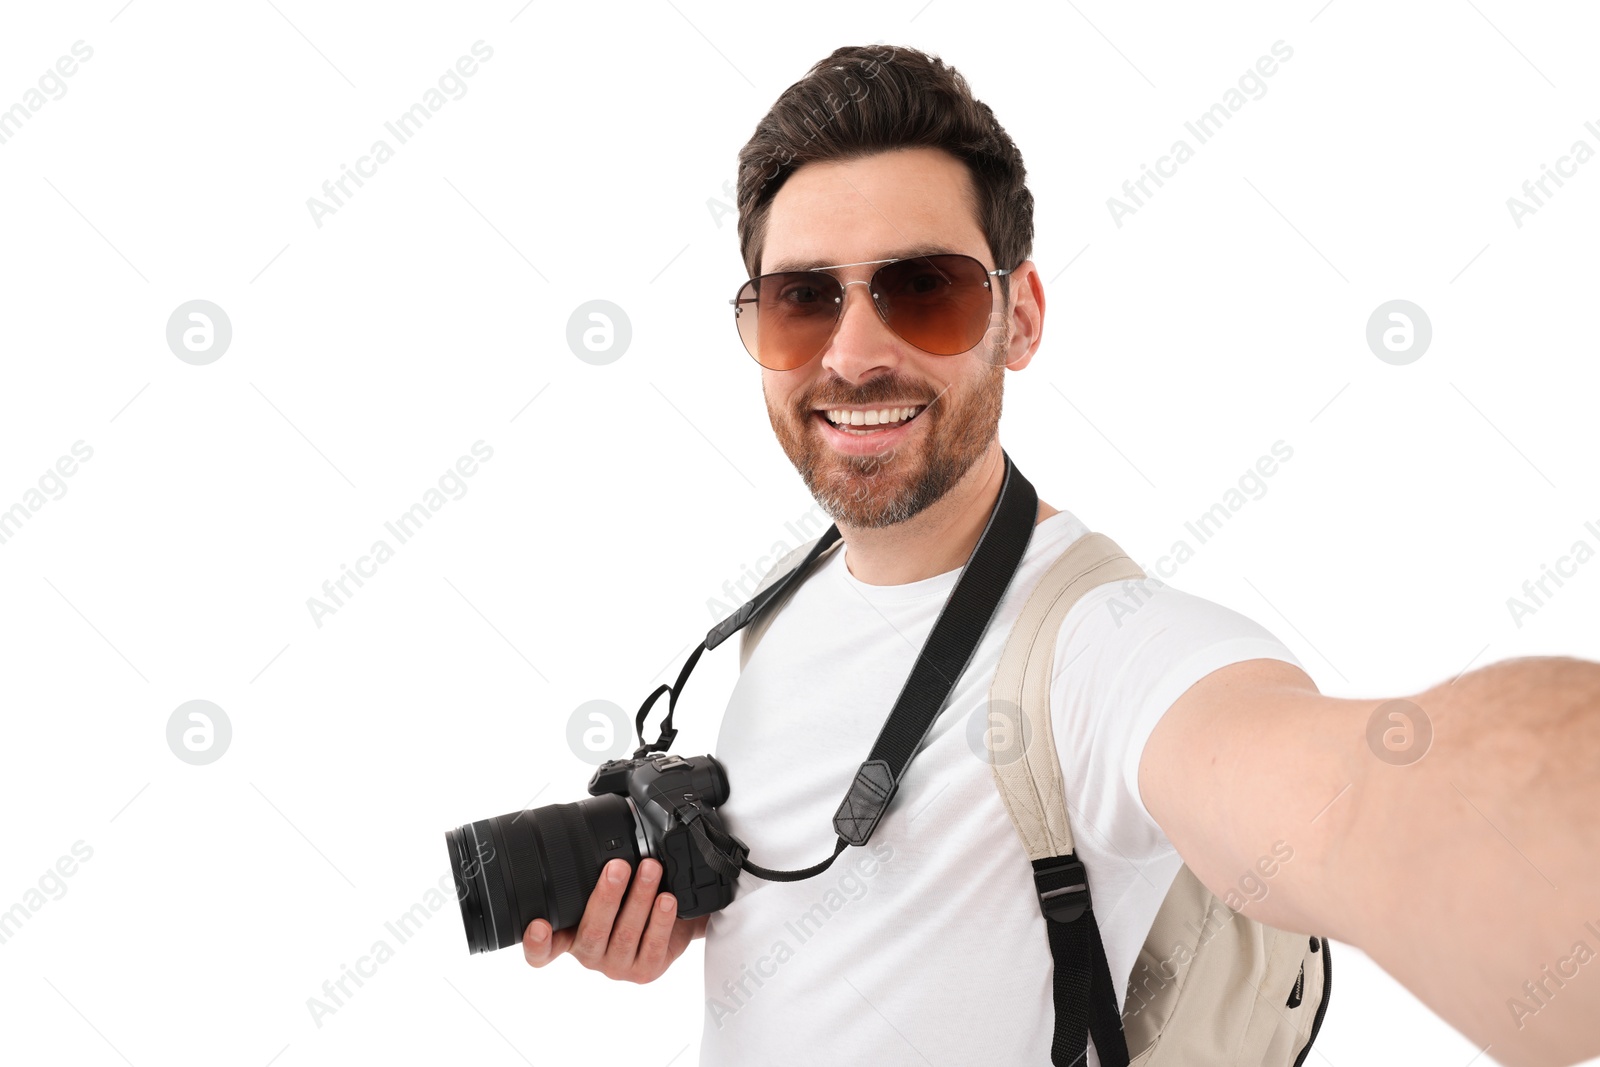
[{"xmin": 522, "ymin": 858, "xmax": 710, "ymax": 983}]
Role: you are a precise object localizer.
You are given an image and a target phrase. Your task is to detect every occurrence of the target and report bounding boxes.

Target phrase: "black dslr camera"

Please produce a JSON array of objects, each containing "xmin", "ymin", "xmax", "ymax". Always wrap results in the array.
[
  {"xmin": 443, "ymin": 526, "xmax": 834, "ymax": 956},
  {"xmin": 445, "ymin": 751, "xmax": 745, "ymax": 954}
]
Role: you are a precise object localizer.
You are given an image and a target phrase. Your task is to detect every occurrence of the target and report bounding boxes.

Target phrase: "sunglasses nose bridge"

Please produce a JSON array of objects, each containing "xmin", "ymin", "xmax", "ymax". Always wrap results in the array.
[
  {"xmin": 796, "ymin": 276, "xmax": 894, "ymax": 377},
  {"xmin": 826, "ymin": 276, "xmax": 897, "ymax": 352},
  {"xmin": 838, "ymin": 277, "xmax": 892, "ymax": 325}
]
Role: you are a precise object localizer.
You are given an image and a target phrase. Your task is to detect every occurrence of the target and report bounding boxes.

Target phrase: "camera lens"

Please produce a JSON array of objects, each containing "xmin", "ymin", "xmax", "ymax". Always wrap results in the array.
[{"xmin": 445, "ymin": 793, "xmax": 641, "ymax": 953}]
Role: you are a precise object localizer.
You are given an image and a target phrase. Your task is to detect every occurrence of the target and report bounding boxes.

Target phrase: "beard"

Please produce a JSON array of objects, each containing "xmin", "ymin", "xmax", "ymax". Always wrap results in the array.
[{"xmin": 765, "ymin": 355, "xmax": 1005, "ymax": 530}]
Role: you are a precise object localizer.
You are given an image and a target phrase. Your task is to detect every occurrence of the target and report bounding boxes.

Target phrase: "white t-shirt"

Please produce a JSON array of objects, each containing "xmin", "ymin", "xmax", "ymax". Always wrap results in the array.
[{"xmin": 700, "ymin": 508, "xmax": 1302, "ymax": 1067}]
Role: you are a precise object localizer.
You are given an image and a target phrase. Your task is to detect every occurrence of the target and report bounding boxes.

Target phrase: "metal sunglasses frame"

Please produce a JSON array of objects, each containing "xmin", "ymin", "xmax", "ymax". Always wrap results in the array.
[{"xmin": 728, "ymin": 253, "xmax": 1014, "ymax": 366}]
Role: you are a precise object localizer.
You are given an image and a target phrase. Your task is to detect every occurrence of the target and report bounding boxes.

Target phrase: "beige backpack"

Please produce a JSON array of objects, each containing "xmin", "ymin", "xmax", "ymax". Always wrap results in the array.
[{"xmin": 738, "ymin": 529, "xmax": 1331, "ymax": 1066}]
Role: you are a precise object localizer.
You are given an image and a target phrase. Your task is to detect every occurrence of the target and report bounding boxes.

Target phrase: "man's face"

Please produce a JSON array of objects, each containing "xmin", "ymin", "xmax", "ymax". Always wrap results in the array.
[{"xmin": 756, "ymin": 147, "xmax": 1024, "ymax": 529}]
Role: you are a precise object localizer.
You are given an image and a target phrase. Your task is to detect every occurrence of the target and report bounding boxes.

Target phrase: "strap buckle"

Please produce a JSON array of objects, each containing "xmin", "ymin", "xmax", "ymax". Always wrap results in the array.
[{"xmin": 1034, "ymin": 855, "xmax": 1091, "ymax": 924}]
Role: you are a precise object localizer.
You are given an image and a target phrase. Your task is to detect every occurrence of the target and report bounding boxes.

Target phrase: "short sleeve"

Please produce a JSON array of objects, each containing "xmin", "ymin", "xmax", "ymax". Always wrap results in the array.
[{"xmin": 1049, "ymin": 578, "xmax": 1305, "ymax": 851}]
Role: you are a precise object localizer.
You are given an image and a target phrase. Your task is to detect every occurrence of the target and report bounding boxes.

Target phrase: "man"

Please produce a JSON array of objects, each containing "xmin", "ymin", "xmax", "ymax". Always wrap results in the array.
[{"xmin": 523, "ymin": 44, "xmax": 1600, "ymax": 1067}]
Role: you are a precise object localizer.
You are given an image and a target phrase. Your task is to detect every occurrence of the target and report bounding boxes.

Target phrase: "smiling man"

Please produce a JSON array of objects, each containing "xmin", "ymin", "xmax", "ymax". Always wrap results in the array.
[
  {"xmin": 702, "ymin": 47, "xmax": 1302, "ymax": 1066},
  {"xmin": 522, "ymin": 42, "xmax": 1600, "ymax": 1067}
]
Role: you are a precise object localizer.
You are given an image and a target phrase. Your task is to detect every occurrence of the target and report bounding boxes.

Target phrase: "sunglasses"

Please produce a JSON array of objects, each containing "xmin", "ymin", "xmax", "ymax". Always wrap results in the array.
[{"xmin": 730, "ymin": 253, "xmax": 1012, "ymax": 371}]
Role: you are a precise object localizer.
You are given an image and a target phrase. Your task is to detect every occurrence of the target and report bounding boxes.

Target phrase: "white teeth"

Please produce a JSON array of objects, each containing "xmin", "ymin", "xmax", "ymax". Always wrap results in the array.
[{"xmin": 823, "ymin": 405, "xmax": 922, "ymax": 429}]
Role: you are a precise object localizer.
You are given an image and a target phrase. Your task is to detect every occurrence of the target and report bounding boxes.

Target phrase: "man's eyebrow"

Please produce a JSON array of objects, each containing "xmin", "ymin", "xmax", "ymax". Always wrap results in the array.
[{"xmin": 766, "ymin": 245, "xmax": 961, "ymax": 273}]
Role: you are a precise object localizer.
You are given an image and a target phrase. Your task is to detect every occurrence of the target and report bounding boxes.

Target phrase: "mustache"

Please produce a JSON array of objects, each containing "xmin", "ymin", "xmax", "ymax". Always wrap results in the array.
[{"xmin": 800, "ymin": 381, "xmax": 950, "ymax": 411}]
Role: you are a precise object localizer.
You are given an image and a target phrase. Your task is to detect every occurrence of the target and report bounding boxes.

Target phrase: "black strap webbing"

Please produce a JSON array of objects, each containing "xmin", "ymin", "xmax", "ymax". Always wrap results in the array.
[
  {"xmin": 829, "ymin": 453, "xmax": 1039, "ymax": 845},
  {"xmin": 704, "ymin": 526, "xmax": 843, "ymax": 651},
  {"xmin": 627, "ymin": 522, "xmax": 847, "ymax": 759},
  {"xmin": 1036, "ymin": 857, "xmax": 1129, "ymax": 1066}
]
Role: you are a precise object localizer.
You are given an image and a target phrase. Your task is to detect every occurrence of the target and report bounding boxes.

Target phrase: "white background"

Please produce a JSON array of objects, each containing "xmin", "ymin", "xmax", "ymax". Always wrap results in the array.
[{"xmin": 1, "ymin": 1, "xmax": 1596, "ymax": 1065}]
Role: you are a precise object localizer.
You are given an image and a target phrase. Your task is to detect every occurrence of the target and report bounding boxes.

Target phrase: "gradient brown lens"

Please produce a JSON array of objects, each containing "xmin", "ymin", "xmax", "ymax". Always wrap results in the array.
[
  {"xmin": 734, "ymin": 272, "xmax": 844, "ymax": 371},
  {"xmin": 732, "ymin": 254, "xmax": 997, "ymax": 370},
  {"xmin": 876, "ymin": 255, "xmax": 996, "ymax": 355}
]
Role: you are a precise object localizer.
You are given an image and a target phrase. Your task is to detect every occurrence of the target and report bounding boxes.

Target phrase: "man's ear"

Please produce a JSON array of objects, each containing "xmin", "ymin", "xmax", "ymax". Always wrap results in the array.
[{"xmin": 999, "ymin": 260, "xmax": 1045, "ymax": 371}]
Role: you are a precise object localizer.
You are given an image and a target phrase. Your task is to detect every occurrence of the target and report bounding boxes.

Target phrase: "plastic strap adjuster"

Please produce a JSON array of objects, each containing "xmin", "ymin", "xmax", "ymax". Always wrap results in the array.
[{"xmin": 1035, "ymin": 855, "xmax": 1091, "ymax": 924}]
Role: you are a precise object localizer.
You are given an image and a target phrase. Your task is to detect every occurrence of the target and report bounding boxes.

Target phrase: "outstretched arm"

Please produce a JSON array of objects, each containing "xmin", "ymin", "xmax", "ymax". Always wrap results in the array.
[{"xmin": 1139, "ymin": 654, "xmax": 1600, "ymax": 1067}]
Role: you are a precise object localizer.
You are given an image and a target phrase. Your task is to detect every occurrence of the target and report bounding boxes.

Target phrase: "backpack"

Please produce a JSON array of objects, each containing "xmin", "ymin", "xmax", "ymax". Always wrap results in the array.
[{"xmin": 736, "ymin": 528, "xmax": 1332, "ymax": 1066}]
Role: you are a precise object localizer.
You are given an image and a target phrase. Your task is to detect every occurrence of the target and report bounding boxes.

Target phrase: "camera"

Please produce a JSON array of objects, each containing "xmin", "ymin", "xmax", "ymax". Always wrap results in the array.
[{"xmin": 445, "ymin": 751, "xmax": 745, "ymax": 954}]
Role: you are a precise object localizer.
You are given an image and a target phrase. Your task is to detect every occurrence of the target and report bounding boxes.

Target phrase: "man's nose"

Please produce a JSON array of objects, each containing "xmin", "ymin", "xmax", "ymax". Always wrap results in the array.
[{"xmin": 817, "ymin": 280, "xmax": 902, "ymax": 382}]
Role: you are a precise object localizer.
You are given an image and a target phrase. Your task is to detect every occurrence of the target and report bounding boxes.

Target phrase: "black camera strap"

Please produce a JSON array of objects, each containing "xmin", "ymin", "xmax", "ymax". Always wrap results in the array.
[{"xmin": 634, "ymin": 450, "xmax": 1039, "ymax": 883}]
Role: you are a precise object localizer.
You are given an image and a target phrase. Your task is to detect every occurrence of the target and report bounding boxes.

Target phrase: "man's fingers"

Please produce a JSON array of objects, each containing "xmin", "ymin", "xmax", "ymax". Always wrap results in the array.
[
  {"xmin": 518, "ymin": 858, "xmax": 694, "ymax": 982},
  {"xmin": 632, "ymin": 891, "xmax": 679, "ymax": 975},
  {"xmin": 522, "ymin": 919, "xmax": 573, "ymax": 967},
  {"xmin": 521, "ymin": 920, "xmax": 542, "ymax": 965},
  {"xmin": 568, "ymin": 858, "xmax": 630, "ymax": 966},
  {"xmin": 605, "ymin": 858, "xmax": 662, "ymax": 968}
]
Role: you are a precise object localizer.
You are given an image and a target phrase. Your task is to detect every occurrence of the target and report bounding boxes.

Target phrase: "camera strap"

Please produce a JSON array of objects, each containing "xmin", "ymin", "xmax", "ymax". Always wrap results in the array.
[{"xmin": 635, "ymin": 449, "xmax": 1040, "ymax": 883}]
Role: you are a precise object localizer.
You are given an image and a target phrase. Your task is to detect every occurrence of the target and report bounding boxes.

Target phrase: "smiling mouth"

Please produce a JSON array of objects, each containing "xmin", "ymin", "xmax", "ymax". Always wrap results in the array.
[{"xmin": 813, "ymin": 404, "xmax": 927, "ymax": 436}]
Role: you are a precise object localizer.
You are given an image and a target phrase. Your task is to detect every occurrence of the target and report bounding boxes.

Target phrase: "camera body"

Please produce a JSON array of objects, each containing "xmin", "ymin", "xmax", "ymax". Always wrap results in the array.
[{"xmin": 586, "ymin": 751, "xmax": 741, "ymax": 919}]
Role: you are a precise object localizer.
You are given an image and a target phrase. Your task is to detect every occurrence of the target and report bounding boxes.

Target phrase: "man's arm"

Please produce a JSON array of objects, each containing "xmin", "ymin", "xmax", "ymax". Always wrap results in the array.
[{"xmin": 1139, "ymin": 654, "xmax": 1600, "ymax": 1067}]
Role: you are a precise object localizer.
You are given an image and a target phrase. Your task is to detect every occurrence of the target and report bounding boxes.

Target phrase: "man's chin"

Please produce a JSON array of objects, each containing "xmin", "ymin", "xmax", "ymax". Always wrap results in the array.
[
  {"xmin": 806, "ymin": 440, "xmax": 915, "ymax": 484},
  {"xmin": 806, "ymin": 462, "xmax": 930, "ymax": 529}
]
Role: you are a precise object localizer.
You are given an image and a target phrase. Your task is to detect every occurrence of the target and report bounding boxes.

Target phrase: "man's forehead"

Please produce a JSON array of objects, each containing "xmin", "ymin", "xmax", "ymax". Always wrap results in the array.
[{"xmin": 758, "ymin": 149, "xmax": 987, "ymax": 275}]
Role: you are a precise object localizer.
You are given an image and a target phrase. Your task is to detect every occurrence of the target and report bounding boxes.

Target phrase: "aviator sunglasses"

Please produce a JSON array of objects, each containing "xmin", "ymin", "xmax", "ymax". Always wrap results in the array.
[{"xmin": 730, "ymin": 253, "xmax": 1013, "ymax": 371}]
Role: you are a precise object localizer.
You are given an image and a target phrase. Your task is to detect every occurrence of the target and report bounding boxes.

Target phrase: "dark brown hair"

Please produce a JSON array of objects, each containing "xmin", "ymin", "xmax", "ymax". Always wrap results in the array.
[{"xmin": 736, "ymin": 43, "xmax": 1033, "ymax": 296}]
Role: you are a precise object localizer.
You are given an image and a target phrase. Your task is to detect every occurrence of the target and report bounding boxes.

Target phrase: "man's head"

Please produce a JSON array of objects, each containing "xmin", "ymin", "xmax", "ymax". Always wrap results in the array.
[{"xmin": 735, "ymin": 45, "xmax": 1044, "ymax": 529}]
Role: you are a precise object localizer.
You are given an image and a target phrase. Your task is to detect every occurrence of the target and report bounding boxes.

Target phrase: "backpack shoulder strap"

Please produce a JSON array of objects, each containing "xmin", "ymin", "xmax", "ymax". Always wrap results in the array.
[
  {"xmin": 989, "ymin": 530, "xmax": 1144, "ymax": 1067},
  {"xmin": 737, "ymin": 536, "xmax": 844, "ymax": 672},
  {"xmin": 990, "ymin": 531, "xmax": 1145, "ymax": 858},
  {"xmin": 985, "ymin": 531, "xmax": 1152, "ymax": 1062},
  {"xmin": 991, "ymin": 531, "xmax": 1332, "ymax": 1067}
]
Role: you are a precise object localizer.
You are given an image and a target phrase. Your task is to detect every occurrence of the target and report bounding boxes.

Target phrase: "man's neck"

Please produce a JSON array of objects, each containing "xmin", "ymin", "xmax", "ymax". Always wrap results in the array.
[{"xmin": 836, "ymin": 443, "xmax": 1059, "ymax": 586}]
